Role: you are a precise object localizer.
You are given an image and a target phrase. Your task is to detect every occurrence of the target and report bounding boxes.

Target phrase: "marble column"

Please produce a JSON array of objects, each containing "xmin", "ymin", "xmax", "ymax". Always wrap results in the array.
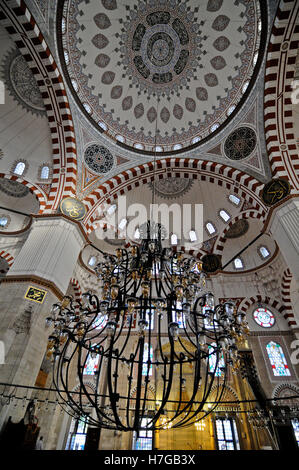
[
  {"xmin": 269, "ymin": 199, "xmax": 299, "ymax": 281},
  {"xmin": 268, "ymin": 199, "xmax": 299, "ymax": 328},
  {"xmin": 0, "ymin": 215, "xmax": 86, "ymax": 431}
]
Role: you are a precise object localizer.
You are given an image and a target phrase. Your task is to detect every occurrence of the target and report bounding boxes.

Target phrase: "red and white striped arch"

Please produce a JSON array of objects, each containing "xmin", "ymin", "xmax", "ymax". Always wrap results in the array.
[
  {"xmin": 82, "ymin": 159, "xmax": 267, "ymax": 233},
  {"xmin": 239, "ymin": 294, "xmax": 297, "ymax": 328},
  {"xmin": 0, "ymin": 0, "xmax": 77, "ymax": 212},
  {"xmin": 213, "ymin": 209, "xmax": 265, "ymax": 255},
  {"xmin": 0, "ymin": 250, "xmax": 14, "ymax": 268},
  {"xmin": 264, "ymin": 0, "xmax": 299, "ymax": 191}
]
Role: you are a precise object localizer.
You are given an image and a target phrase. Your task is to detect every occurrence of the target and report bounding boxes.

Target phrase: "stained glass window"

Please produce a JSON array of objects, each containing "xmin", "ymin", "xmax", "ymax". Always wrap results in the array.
[
  {"xmin": 215, "ymin": 418, "xmax": 240, "ymax": 450},
  {"xmin": 84, "ymin": 350, "xmax": 99, "ymax": 375},
  {"xmin": 132, "ymin": 417, "xmax": 153, "ymax": 450},
  {"xmin": 142, "ymin": 343, "xmax": 153, "ymax": 376},
  {"xmin": 66, "ymin": 416, "xmax": 88, "ymax": 450},
  {"xmin": 266, "ymin": 341, "xmax": 291, "ymax": 376},
  {"xmin": 253, "ymin": 307, "xmax": 275, "ymax": 328},
  {"xmin": 208, "ymin": 343, "xmax": 225, "ymax": 377}
]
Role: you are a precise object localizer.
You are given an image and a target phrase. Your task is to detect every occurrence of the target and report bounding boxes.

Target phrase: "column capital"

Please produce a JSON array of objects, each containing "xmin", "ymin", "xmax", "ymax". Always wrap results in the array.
[{"xmin": 7, "ymin": 214, "xmax": 88, "ymax": 294}]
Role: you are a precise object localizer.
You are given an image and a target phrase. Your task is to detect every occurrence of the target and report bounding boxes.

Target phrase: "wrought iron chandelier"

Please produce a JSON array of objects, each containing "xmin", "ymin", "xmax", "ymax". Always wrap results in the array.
[{"xmin": 46, "ymin": 221, "xmax": 250, "ymax": 432}]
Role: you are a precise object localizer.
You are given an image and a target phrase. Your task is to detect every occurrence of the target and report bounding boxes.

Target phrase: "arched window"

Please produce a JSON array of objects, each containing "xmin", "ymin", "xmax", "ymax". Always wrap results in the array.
[
  {"xmin": 84, "ymin": 349, "xmax": 99, "ymax": 375},
  {"xmin": 13, "ymin": 161, "xmax": 25, "ymax": 176},
  {"xmin": 206, "ymin": 222, "xmax": 216, "ymax": 235},
  {"xmin": 219, "ymin": 209, "xmax": 231, "ymax": 222},
  {"xmin": 208, "ymin": 343, "xmax": 225, "ymax": 376},
  {"xmin": 266, "ymin": 341, "xmax": 291, "ymax": 376},
  {"xmin": 88, "ymin": 256, "xmax": 97, "ymax": 267},
  {"xmin": 259, "ymin": 246, "xmax": 270, "ymax": 259},
  {"xmin": 234, "ymin": 258, "xmax": 244, "ymax": 269},
  {"xmin": 40, "ymin": 165, "xmax": 50, "ymax": 179},
  {"xmin": 0, "ymin": 216, "xmax": 8, "ymax": 228},
  {"xmin": 142, "ymin": 343, "xmax": 153, "ymax": 376},
  {"xmin": 228, "ymin": 194, "xmax": 241, "ymax": 206},
  {"xmin": 189, "ymin": 230, "xmax": 197, "ymax": 242},
  {"xmin": 171, "ymin": 233, "xmax": 178, "ymax": 245}
]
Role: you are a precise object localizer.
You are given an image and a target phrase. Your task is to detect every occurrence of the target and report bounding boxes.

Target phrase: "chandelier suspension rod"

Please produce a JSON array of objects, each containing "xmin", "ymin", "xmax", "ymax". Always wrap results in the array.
[{"xmin": 221, "ymin": 231, "xmax": 265, "ymax": 270}]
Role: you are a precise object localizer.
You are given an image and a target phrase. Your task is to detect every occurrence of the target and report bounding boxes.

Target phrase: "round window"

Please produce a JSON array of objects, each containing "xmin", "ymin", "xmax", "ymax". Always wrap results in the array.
[{"xmin": 253, "ymin": 307, "xmax": 275, "ymax": 328}]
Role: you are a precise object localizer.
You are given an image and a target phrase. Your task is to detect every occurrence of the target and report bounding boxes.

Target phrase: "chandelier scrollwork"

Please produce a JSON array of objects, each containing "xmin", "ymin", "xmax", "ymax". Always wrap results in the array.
[{"xmin": 46, "ymin": 222, "xmax": 249, "ymax": 431}]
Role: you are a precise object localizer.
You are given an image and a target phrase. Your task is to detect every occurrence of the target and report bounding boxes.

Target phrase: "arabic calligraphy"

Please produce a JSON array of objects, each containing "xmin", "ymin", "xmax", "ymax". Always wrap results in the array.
[
  {"xmin": 60, "ymin": 197, "xmax": 86, "ymax": 220},
  {"xmin": 25, "ymin": 286, "xmax": 47, "ymax": 304},
  {"xmin": 262, "ymin": 179, "xmax": 290, "ymax": 206}
]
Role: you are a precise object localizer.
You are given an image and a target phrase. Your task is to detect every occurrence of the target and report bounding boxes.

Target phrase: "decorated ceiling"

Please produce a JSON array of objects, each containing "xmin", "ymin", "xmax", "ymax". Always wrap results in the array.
[
  {"xmin": 59, "ymin": 0, "xmax": 264, "ymax": 153},
  {"xmin": 0, "ymin": 0, "xmax": 298, "ymax": 277}
]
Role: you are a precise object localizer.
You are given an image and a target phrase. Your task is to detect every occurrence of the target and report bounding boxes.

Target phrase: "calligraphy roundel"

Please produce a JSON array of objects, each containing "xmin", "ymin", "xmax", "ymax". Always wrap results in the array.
[
  {"xmin": 60, "ymin": 197, "xmax": 87, "ymax": 221},
  {"xmin": 261, "ymin": 179, "xmax": 290, "ymax": 206}
]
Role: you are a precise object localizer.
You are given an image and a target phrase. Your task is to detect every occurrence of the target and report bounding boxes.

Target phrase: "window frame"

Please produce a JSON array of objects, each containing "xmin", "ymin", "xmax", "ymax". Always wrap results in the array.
[
  {"xmin": 218, "ymin": 209, "xmax": 231, "ymax": 223},
  {"xmin": 252, "ymin": 306, "xmax": 275, "ymax": 328},
  {"xmin": 233, "ymin": 257, "xmax": 244, "ymax": 270},
  {"xmin": 215, "ymin": 417, "xmax": 240, "ymax": 450},
  {"xmin": 12, "ymin": 160, "xmax": 27, "ymax": 176},
  {"xmin": 228, "ymin": 194, "xmax": 241, "ymax": 207},
  {"xmin": 205, "ymin": 221, "xmax": 217, "ymax": 236},
  {"xmin": 258, "ymin": 245, "xmax": 271, "ymax": 260},
  {"xmin": 65, "ymin": 415, "xmax": 89, "ymax": 450},
  {"xmin": 266, "ymin": 341, "xmax": 291, "ymax": 377},
  {"xmin": 132, "ymin": 416, "xmax": 153, "ymax": 450}
]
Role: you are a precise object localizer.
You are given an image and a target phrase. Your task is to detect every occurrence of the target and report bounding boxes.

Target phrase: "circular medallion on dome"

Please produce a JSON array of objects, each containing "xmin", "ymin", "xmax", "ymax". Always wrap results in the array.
[
  {"xmin": 59, "ymin": 0, "xmax": 264, "ymax": 153},
  {"xmin": 84, "ymin": 144, "xmax": 114, "ymax": 174},
  {"xmin": 224, "ymin": 127, "xmax": 257, "ymax": 160},
  {"xmin": 253, "ymin": 307, "xmax": 275, "ymax": 328},
  {"xmin": 148, "ymin": 177, "xmax": 193, "ymax": 199},
  {"xmin": 1, "ymin": 49, "xmax": 46, "ymax": 116}
]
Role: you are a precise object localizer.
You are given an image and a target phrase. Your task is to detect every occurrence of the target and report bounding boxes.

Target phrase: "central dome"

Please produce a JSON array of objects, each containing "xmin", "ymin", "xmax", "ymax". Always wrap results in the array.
[{"xmin": 59, "ymin": 0, "xmax": 264, "ymax": 153}]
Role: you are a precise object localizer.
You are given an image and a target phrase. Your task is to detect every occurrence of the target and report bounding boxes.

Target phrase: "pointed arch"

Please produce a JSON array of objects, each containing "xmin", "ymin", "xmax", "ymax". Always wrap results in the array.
[
  {"xmin": 239, "ymin": 294, "xmax": 297, "ymax": 328},
  {"xmin": 0, "ymin": 0, "xmax": 78, "ymax": 212}
]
